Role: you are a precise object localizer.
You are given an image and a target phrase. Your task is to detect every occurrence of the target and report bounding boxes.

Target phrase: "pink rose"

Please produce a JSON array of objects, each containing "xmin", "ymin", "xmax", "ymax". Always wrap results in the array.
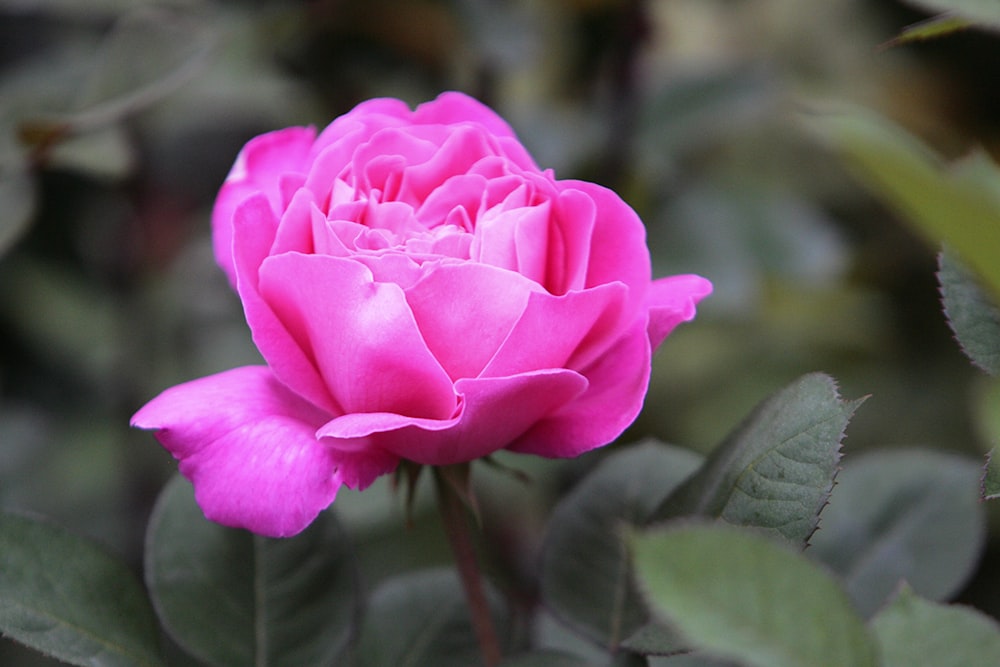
[{"xmin": 132, "ymin": 92, "xmax": 711, "ymax": 537}]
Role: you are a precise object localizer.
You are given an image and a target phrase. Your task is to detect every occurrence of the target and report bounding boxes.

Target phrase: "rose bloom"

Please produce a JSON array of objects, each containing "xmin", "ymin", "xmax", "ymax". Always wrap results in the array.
[{"xmin": 133, "ymin": 92, "xmax": 711, "ymax": 537}]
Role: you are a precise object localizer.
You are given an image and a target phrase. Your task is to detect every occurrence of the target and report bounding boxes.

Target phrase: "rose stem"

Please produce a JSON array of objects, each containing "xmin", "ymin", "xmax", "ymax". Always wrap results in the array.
[{"xmin": 434, "ymin": 466, "xmax": 502, "ymax": 667}]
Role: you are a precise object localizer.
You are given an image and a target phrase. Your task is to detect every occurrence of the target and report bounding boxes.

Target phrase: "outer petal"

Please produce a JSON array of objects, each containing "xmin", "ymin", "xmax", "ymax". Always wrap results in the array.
[
  {"xmin": 213, "ymin": 127, "xmax": 316, "ymax": 285},
  {"xmin": 258, "ymin": 253, "xmax": 457, "ymax": 419},
  {"xmin": 131, "ymin": 366, "xmax": 337, "ymax": 537},
  {"xmin": 404, "ymin": 262, "xmax": 537, "ymax": 381},
  {"xmin": 647, "ymin": 274, "xmax": 713, "ymax": 348},
  {"xmin": 232, "ymin": 194, "xmax": 340, "ymax": 414},
  {"xmin": 507, "ymin": 316, "xmax": 652, "ymax": 459},
  {"xmin": 318, "ymin": 369, "xmax": 588, "ymax": 465}
]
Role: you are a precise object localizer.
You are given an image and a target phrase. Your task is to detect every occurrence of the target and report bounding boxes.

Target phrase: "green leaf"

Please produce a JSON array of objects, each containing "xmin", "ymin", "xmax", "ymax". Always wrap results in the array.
[
  {"xmin": 540, "ymin": 441, "xmax": 703, "ymax": 650},
  {"xmin": 632, "ymin": 522, "xmax": 878, "ymax": 667},
  {"xmin": 808, "ymin": 449, "xmax": 985, "ymax": 617},
  {"xmin": 939, "ymin": 249, "xmax": 1000, "ymax": 375},
  {"xmin": 983, "ymin": 448, "xmax": 1000, "ymax": 500},
  {"xmin": 807, "ymin": 108, "xmax": 1000, "ymax": 300},
  {"xmin": 654, "ymin": 373, "xmax": 861, "ymax": 545},
  {"xmin": 144, "ymin": 475, "xmax": 360, "ymax": 667},
  {"xmin": 902, "ymin": 0, "xmax": 1000, "ymax": 28},
  {"xmin": 871, "ymin": 585, "xmax": 1000, "ymax": 667},
  {"xmin": 881, "ymin": 14, "xmax": 974, "ymax": 49},
  {"xmin": 649, "ymin": 654, "xmax": 744, "ymax": 667},
  {"xmin": 355, "ymin": 568, "xmax": 509, "ymax": 667},
  {"xmin": 0, "ymin": 511, "xmax": 165, "ymax": 667}
]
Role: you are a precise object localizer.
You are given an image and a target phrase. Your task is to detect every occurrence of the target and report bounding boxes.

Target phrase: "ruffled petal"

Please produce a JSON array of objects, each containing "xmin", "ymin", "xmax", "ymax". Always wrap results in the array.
[
  {"xmin": 258, "ymin": 253, "xmax": 457, "ymax": 419},
  {"xmin": 507, "ymin": 316, "xmax": 652, "ymax": 458},
  {"xmin": 232, "ymin": 195, "xmax": 340, "ymax": 413},
  {"xmin": 405, "ymin": 263, "xmax": 537, "ymax": 380},
  {"xmin": 131, "ymin": 366, "xmax": 337, "ymax": 537},
  {"xmin": 318, "ymin": 370, "xmax": 588, "ymax": 465},
  {"xmin": 646, "ymin": 274, "xmax": 713, "ymax": 348},
  {"xmin": 213, "ymin": 127, "xmax": 316, "ymax": 285}
]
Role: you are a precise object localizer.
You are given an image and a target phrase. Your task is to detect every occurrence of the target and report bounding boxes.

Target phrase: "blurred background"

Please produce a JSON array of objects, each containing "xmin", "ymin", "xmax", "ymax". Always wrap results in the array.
[{"xmin": 2, "ymin": 0, "xmax": 999, "ymax": 663}]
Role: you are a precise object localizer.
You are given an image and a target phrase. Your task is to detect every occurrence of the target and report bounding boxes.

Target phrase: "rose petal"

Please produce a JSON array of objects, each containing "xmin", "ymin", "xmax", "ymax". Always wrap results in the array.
[
  {"xmin": 646, "ymin": 274, "xmax": 714, "ymax": 348},
  {"xmin": 483, "ymin": 282, "xmax": 629, "ymax": 378},
  {"xmin": 318, "ymin": 369, "xmax": 588, "ymax": 465},
  {"xmin": 131, "ymin": 366, "xmax": 337, "ymax": 537},
  {"xmin": 232, "ymin": 194, "xmax": 340, "ymax": 413},
  {"xmin": 258, "ymin": 253, "xmax": 457, "ymax": 419},
  {"xmin": 405, "ymin": 262, "xmax": 538, "ymax": 380},
  {"xmin": 508, "ymin": 316, "xmax": 652, "ymax": 458},
  {"xmin": 213, "ymin": 127, "xmax": 316, "ymax": 285}
]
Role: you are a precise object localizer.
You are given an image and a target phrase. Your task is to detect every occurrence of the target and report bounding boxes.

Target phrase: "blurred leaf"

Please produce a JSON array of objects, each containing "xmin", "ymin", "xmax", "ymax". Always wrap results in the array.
[
  {"xmin": 654, "ymin": 373, "xmax": 861, "ymax": 546},
  {"xmin": 807, "ymin": 108, "xmax": 1000, "ymax": 300},
  {"xmin": 902, "ymin": 0, "xmax": 1000, "ymax": 28},
  {"xmin": 0, "ymin": 511, "xmax": 164, "ymax": 667},
  {"xmin": 355, "ymin": 568, "xmax": 509, "ymax": 667},
  {"xmin": 939, "ymin": 249, "xmax": 1000, "ymax": 375},
  {"xmin": 0, "ymin": 141, "xmax": 35, "ymax": 258},
  {"xmin": 0, "ymin": 257, "xmax": 122, "ymax": 382},
  {"xmin": 632, "ymin": 522, "xmax": 878, "ymax": 667},
  {"xmin": 0, "ymin": 0, "xmax": 196, "ymax": 15},
  {"xmin": 881, "ymin": 14, "xmax": 974, "ymax": 49},
  {"xmin": 46, "ymin": 126, "xmax": 135, "ymax": 181},
  {"xmin": 638, "ymin": 66, "xmax": 778, "ymax": 161},
  {"xmin": 144, "ymin": 476, "xmax": 360, "ymax": 667},
  {"xmin": 808, "ymin": 449, "xmax": 985, "ymax": 617},
  {"xmin": 870, "ymin": 584, "xmax": 1000, "ymax": 667},
  {"xmin": 983, "ymin": 449, "xmax": 1000, "ymax": 500},
  {"xmin": 540, "ymin": 441, "xmax": 703, "ymax": 651},
  {"xmin": 498, "ymin": 649, "xmax": 596, "ymax": 667},
  {"xmin": 20, "ymin": 8, "xmax": 214, "ymax": 143}
]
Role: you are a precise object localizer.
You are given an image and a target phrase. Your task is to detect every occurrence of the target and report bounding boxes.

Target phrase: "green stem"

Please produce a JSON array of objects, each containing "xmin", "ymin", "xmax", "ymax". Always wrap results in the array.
[{"xmin": 434, "ymin": 466, "xmax": 502, "ymax": 667}]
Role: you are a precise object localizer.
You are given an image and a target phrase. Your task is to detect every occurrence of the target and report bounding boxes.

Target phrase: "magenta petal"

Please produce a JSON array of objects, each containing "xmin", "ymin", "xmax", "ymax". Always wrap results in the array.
[
  {"xmin": 213, "ymin": 127, "xmax": 316, "ymax": 285},
  {"xmin": 131, "ymin": 366, "xmax": 337, "ymax": 537},
  {"xmin": 258, "ymin": 253, "xmax": 457, "ymax": 419},
  {"xmin": 319, "ymin": 370, "xmax": 588, "ymax": 465},
  {"xmin": 508, "ymin": 316, "xmax": 652, "ymax": 459},
  {"xmin": 405, "ymin": 263, "xmax": 537, "ymax": 380},
  {"xmin": 483, "ymin": 282, "xmax": 628, "ymax": 378},
  {"xmin": 647, "ymin": 274, "xmax": 713, "ymax": 348},
  {"xmin": 231, "ymin": 195, "xmax": 339, "ymax": 414}
]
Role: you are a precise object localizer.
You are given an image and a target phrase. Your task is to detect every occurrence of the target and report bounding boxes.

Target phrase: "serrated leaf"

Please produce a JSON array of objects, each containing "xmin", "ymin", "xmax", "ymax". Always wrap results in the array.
[
  {"xmin": 355, "ymin": 568, "xmax": 509, "ymax": 667},
  {"xmin": 807, "ymin": 108, "xmax": 1000, "ymax": 300},
  {"xmin": 871, "ymin": 585, "xmax": 1000, "ymax": 667},
  {"xmin": 540, "ymin": 441, "xmax": 703, "ymax": 651},
  {"xmin": 939, "ymin": 249, "xmax": 1000, "ymax": 375},
  {"xmin": 632, "ymin": 522, "xmax": 878, "ymax": 667},
  {"xmin": 654, "ymin": 373, "xmax": 860, "ymax": 546},
  {"xmin": 983, "ymin": 449, "xmax": 1000, "ymax": 500},
  {"xmin": 808, "ymin": 449, "xmax": 985, "ymax": 617},
  {"xmin": 144, "ymin": 475, "xmax": 360, "ymax": 667},
  {"xmin": 0, "ymin": 511, "xmax": 165, "ymax": 667}
]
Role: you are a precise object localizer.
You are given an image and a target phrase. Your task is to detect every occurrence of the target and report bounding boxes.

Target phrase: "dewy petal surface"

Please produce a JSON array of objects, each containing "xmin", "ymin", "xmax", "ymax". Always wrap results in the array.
[{"xmin": 131, "ymin": 366, "xmax": 337, "ymax": 537}]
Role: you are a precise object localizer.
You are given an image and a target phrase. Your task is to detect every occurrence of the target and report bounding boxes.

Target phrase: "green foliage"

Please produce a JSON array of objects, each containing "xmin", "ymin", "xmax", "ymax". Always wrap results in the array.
[
  {"xmin": 497, "ymin": 650, "xmax": 595, "ymax": 667},
  {"xmin": 0, "ymin": 511, "xmax": 164, "ymax": 667},
  {"xmin": 984, "ymin": 449, "xmax": 1000, "ymax": 501},
  {"xmin": 0, "ymin": 144, "xmax": 34, "ymax": 258},
  {"xmin": 882, "ymin": 14, "xmax": 975, "ymax": 49},
  {"xmin": 355, "ymin": 568, "xmax": 509, "ymax": 667},
  {"xmin": 631, "ymin": 522, "xmax": 878, "ymax": 667},
  {"xmin": 808, "ymin": 108, "xmax": 1000, "ymax": 300},
  {"xmin": 902, "ymin": 0, "xmax": 1000, "ymax": 29},
  {"xmin": 808, "ymin": 448, "xmax": 986, "ymax": 617},
  {"xmin": 939, "ymin": 249, "xmax": 1000, "ymax": 376},
  {"xmin": 540, "ymin": 441, "xmax": 703, "ymax": 651},
  {"xmin": 871, "ymin": 585, "xmax": 1000, "ymax": 667},
  {"xmin": 144, "ymin": 476, "xmax": 360, "ymax": 667},
  {"xmin": 654, "ymin": 373, "xmax": 860, "ymax": 545}
]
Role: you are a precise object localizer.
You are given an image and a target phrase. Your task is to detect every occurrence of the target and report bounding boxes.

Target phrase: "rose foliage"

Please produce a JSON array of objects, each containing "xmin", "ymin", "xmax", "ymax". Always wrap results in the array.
[{"xmin": 132, "ymin": 92, "xmax": 711, "ymax": 537}]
